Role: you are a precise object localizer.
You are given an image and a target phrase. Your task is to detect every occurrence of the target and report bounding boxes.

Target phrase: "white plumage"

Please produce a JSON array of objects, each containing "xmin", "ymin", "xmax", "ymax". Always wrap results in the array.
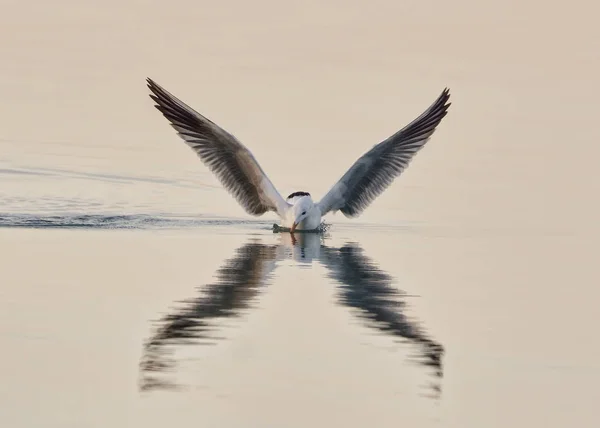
[{"xmin": 147, "ymin": 78, "xmax": 451, "ymax": 232}]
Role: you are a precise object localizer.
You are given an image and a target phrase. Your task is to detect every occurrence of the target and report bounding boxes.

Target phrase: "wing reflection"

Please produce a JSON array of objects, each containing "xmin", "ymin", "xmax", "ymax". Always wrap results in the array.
[
  {"xmin": 139, "ymin": 241, "xmax": 279, "ymax": 391},
  {"xmin": 318, "ymin": 241, "xmax": 444, "ymax": 397},
  {"xmin": 139, "ymin": 233, "xmax": 444, "ymax": 397}
]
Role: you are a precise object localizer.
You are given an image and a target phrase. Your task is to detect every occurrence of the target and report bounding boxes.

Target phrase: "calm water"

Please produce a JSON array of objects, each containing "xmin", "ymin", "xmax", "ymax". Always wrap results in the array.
[{"xmin": 1, "ymin": 1, "xmax": 599, "ymax": 427}]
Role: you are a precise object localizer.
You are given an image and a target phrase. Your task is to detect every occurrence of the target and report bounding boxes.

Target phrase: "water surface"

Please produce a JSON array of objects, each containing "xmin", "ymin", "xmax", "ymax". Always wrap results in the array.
[{"xmin": 1, "ymin": 1, "xmax": 599, "ymax": 427}]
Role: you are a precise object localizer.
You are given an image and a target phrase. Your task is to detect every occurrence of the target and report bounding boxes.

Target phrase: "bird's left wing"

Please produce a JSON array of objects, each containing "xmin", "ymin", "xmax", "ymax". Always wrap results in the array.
[
  {"xmin": 147, "ymin": 78, "xmax": 289, "ymax": 217},
  {"xmin": 317, "ymin": 88, "xmax": 451, "ymax": 217}
]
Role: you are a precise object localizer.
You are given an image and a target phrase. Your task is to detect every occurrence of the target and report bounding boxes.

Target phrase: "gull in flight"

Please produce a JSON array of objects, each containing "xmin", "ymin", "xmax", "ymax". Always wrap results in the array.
[{"xmin": 147, "ymin": 78, "xmax": 451, "ymax": 233}]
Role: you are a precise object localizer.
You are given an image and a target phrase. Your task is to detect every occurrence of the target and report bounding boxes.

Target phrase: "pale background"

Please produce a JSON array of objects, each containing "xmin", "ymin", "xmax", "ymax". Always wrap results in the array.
[{"xmin": 1, "ymin": 1, "xmax": 599, "ymax": 427}]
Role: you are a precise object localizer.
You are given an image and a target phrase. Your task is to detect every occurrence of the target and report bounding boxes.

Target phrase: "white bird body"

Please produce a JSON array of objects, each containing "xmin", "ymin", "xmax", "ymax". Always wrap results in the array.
[
  {"xmin": 146, "ymin": 78, "xmax": 451, "ymax": 233},
  {"xmin": 283, "ymin": 193, "xmax": 321, "ymax": 231}
]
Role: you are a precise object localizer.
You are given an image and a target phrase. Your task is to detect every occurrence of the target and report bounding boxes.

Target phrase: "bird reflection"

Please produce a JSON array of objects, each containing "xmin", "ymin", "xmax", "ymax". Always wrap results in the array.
[{"xmin": 139, "ymin": 232, "xmax": 444, "ymax": 397}]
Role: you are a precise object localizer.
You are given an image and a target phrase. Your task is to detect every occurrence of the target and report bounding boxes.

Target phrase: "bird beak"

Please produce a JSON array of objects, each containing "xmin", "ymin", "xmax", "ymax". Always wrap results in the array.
[{"xmin": 290, "ymin": 222, "xmax": 298, "ymax": 233}]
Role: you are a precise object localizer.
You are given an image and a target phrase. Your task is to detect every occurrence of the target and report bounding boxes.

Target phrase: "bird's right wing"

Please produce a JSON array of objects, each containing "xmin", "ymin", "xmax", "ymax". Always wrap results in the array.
[
  {"xmin": 147, "ymin": 78, "xmax": 289, "ymax": 217},
  {"xmin": 317, "ymin": 89, "xmax": 451, "ymax": 217}
]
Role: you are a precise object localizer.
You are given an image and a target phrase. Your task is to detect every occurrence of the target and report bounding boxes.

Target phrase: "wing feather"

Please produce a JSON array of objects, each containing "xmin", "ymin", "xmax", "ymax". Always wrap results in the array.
[
  {"xmin": 317, "ymin": 88, "xmax": 451, "ymax": 217},
  {"xmin": 147, "ymin": 78, "xmax": 289, "ymax": 217}
]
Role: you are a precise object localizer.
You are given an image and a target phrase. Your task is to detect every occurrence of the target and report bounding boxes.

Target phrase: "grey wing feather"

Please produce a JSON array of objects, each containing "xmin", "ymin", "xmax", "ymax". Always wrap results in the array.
[
  {"xmin": 317, "ymin": 88, "xmax": 451, "ymax": 217},
  {"xmin": 147, "ymin": 78, "xmax": 289, "ymax": 217}
]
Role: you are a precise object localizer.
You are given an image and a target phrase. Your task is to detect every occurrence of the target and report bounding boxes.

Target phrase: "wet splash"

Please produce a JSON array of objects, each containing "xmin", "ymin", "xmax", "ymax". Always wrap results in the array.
[{"xmin": 271, "ymin": 222, "xmax": 331, "ymax": 234}]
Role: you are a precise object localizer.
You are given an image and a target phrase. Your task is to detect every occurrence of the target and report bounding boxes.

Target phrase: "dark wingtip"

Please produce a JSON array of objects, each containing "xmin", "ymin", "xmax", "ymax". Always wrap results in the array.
[
  {"xmin": 440, "ymin": 87, "xmax": 451, "ymax": 110},
  {"xmin": 146, "ymin": 77, "xmax": 164, "ymax": 97}
]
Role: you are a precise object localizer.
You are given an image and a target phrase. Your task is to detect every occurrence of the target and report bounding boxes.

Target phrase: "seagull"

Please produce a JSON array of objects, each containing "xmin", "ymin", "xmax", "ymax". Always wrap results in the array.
[{"xmin": 147, "ymin": 78, "xmax": 451, "ymax": 233}]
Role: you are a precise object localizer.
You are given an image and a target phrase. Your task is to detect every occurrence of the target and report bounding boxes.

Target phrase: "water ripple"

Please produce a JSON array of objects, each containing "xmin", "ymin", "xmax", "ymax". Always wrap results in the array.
[{"xmin": 0, "ymin": 213, "xmax": 271, "ymax": 230}]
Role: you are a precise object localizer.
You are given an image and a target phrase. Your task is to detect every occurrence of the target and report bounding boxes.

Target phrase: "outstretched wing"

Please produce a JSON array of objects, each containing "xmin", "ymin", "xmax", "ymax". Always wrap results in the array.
[
  {"xmin": 317, "ymin": 89, "xmax": 451, "ymax": 217},
  {"xmin": 147, "ymin": 78, "xmax": 289, "ymax": 217}
]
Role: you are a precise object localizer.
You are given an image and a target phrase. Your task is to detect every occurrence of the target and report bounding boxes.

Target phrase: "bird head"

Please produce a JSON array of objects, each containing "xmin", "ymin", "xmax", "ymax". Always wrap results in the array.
[{"xmin": 290, "ymin": 197, "xmax": 314, "ymax": 233}]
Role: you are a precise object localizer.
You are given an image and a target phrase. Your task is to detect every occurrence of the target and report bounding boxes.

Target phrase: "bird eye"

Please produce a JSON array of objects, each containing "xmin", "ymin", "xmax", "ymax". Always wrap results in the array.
[{"xmin": 302, "ymin": 211, "xmax": 306, "ymax": 215}]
